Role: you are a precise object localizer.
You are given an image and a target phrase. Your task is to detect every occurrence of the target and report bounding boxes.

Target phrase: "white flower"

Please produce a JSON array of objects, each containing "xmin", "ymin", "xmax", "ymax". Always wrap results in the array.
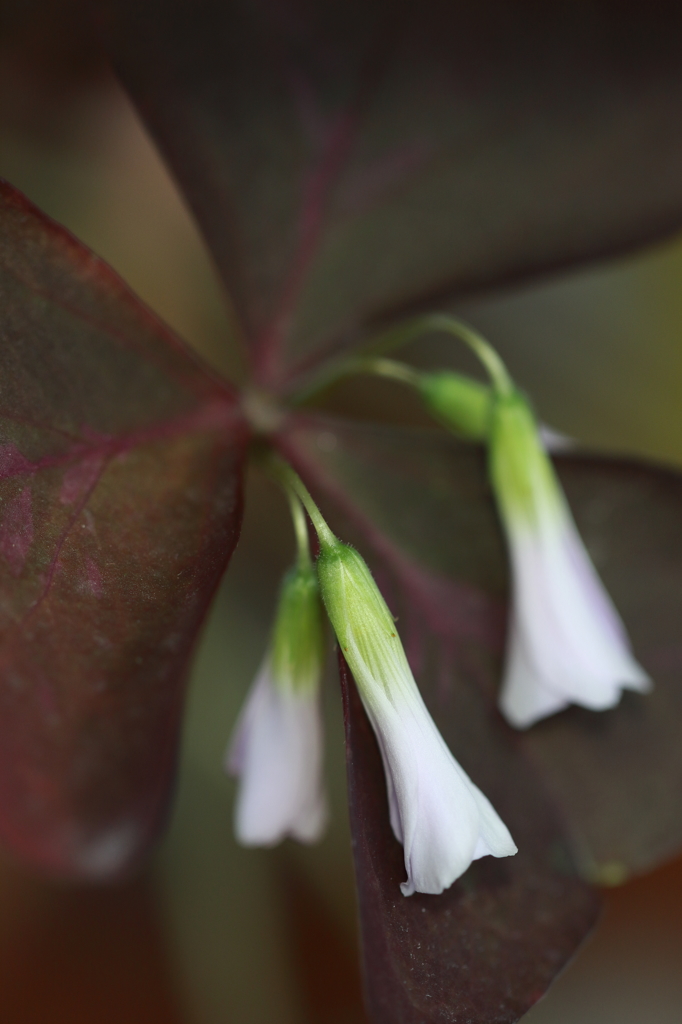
[
  {"xmin": 316, "ymin": 539, "xmax": 516, "ymax": 896},
  {"xmin": 226, "ymin": 564, "xmax": 327, "ymax": 845},
  {"xmin": 227, "ymin": 659, "xmax": 326, "ymax": 844},
  {"xmin": 491, "ymin": 391, "xmax": 651, "ymax": 729}
]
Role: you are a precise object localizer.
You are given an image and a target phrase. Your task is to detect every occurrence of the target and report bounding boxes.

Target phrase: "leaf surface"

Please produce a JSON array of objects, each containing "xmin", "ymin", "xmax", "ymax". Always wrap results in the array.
[
  {"xmin": 0, "ymin": 180, "xmax": 247, "ymax": 878},
  {"xmin": 100, "ymin": 0, "xmax": 682, "ymax": 389}
]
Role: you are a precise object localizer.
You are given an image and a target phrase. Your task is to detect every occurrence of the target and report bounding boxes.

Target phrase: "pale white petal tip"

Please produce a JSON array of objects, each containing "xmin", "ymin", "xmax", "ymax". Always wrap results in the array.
[
  {"xmin": 399, "ymin": 813, "xmax": 517, "ymax": 898},
  {"xmin": 499, "ymin": 658, "xmax": 653, "ymax": 731},
  {"xmin": 623, "ymin": 665, "xmax": 654, "ymax": 695},
  {"xmin": 234, "ymin": 791, "xmax": 328, "ymax": 848},
  {"xmin": 538, "ymin": 424, "xmax": 576, "ymax": 453},
  {"xmin": 499, "ymin": 630, "xmax": 655, "ymax": 729},
  {"xmin": 226, "ymin": 666, "xmax": 327, "ymax": 848},
  {"xmin": 499, "ymin": 680, "xmax": 570, "ymax": 730}
]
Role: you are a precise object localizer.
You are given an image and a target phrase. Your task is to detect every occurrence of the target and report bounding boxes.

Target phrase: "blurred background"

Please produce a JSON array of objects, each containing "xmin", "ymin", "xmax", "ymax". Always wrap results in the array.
[{"xmin": 0, "ymin": 12, "xmax": 681, "ymax": 1023}]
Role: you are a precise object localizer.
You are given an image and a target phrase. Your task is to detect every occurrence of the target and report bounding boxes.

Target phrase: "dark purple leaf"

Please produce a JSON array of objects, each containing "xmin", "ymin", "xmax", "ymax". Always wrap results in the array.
[
  {"xmin": 0, "ymin": 865, "xmax": 184, "ymax": 1022},
  {"xmin": 281, "ymin": 414, "xmax": 682, "ymax": 884},
  {"xmin": 98, "ymin": 0, "xmax": 682, "ymax": 389},
  {"xmin": 0, "ymin": 181, "xmax": 247, "ymax": 879}
]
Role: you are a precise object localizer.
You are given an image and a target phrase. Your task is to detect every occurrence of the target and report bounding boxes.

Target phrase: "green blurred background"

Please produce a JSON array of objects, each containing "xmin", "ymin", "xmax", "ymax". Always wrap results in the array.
[{"xmin": 0, "ymin": 17, "xmax": 680, "ymax": 1024}]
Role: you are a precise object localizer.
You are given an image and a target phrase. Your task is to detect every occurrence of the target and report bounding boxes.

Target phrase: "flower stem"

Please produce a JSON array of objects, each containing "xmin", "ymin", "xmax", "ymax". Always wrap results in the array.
[
  {"xmin": 293, "ymin": 313, "xmax": 514, "ymax": 401},
  {"xmin": 286, "ymin": 488, "xmax": 312, "ymax": 570},
  {"xmin": 354, "ymin": 357, "xmax": 423, "ymax": 388},
  {"xmin": 268, "ymin": 455, "xmax": 337, "ymax": 551}
]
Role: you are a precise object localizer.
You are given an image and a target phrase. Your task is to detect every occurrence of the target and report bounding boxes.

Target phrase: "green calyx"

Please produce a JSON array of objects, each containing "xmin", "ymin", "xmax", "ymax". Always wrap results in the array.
[
  {"xmin": 419, "ymin": 371, "xmax": 493, "ymax": 440},
  {"xmin": 316, "ymin": 540, "xmax": 394, "ymax": 648},
  {"xmin": 489, "ymin": 389, "xmax": 561, "ymax": 526},
  {"xmin": 316, "ymin": 538, "xmax": 409, "ymax": 701},
  {"xmin": 270, "ymin": 564, "xmax": 325, "ymax": 694}
]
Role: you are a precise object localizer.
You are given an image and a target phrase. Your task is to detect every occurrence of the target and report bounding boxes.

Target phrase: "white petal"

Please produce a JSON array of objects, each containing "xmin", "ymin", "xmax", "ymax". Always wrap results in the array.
[
  {"xmin": 538, "ymin": 424, "xmax": 576, "ymax": 453},
  {"xmin": 372, "ymin": 721, "xmax": 404, "ymax": 843},
  {"xmin": 357, "ymin": 665, "xmax": 517, "ymax": 896},
  {"xmin": 226, "ymin": 661, "xmax": 327, "ymax": 846},
  {"xmin": 500, "ymin": 504, "xmax": 651, "ymax": 729}
]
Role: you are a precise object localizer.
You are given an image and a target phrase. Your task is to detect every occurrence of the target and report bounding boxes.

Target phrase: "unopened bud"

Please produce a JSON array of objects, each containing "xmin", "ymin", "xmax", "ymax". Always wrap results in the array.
[{"xmin": 419, "ymin": 370, "xmax": 492, "ymax": 440}]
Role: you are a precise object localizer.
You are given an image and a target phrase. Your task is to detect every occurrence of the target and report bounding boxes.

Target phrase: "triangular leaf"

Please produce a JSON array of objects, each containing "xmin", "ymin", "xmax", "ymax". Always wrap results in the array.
[
  {"xmin": 0, "ymin": 181, "xmax": 246, "ymax": 878},
  {"xmin": 100, "ymin": 0, "xmax": 682, "ymax": 387}
]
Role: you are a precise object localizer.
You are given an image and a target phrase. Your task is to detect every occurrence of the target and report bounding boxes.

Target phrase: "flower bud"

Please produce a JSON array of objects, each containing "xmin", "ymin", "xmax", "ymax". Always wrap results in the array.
[
  {"xmin": 227, "ymin": 564, "xmax": 327, "ymax": 845},
  {"xmin": 418, "ymin": 370, "xmax": 492, "ymax": 440},
  {"xmin": 490, "ymin": 389, "xmax": 651, "ymax": 728},
  {"xmin": 316, "ymin": 537, "xmax": 516, "ymax": 895}
]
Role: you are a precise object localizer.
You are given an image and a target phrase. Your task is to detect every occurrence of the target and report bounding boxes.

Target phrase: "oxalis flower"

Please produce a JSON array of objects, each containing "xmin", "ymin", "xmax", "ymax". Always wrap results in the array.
[
  {"xmin": 227, "ymin": 528, "xmax": 327, "ymax": 845},
  {"xmin": 266, "ymin": 457, "xmax": 519, "ymax": 896},
  {"xmin": 376, "ymin": 314, "xmax": 653, "ymax": 729},
  {"xmin": 490, "ymin": 388, "xmax": 652, "ymax": 728},
  {"xmin": 316, "ymin": 537, "xmax": 516, "ymax": 894}
]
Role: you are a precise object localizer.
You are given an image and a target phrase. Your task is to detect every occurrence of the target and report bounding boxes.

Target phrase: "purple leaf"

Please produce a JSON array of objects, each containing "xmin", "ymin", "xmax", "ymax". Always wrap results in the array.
[
  {"xmin": 99, "ymin": 0, "xmax": 682, "ymax": 389},
  {"xmin": 0, "ymin": 181, "xmax": 247, "ymax": 879}
]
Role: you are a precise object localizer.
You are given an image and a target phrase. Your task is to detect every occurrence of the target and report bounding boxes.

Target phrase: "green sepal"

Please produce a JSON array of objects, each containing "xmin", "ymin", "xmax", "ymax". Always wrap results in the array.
[
  {"xmin": 419, "ymin": 371, "xmax": 492, "ymax": 440},
  {"xmin": 271, "ymin": 564, "xmax": 325, "ymax": 694},
  {"xmin": 316, "ymin": 538, "xmax": 409, "ymax": 702},
  {"xmin": 489, "ymin": 389, "xmax": 561, "ymax": 526}
]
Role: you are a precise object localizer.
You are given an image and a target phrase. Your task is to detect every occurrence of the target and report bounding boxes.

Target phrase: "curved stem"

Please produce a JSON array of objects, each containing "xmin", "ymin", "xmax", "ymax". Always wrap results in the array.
[
  {"xmin": 286, "ymin": 488, "xmax": 312, "ymax": 570},
  {"xmin": 293, "ymin": 313, "xmax": 513, "ymax": 402},
  {"xmin": 358, "ymin": 357, "xmax": 422, "ymax": 388},
  {"xmin": 436, "ymin": 318, "xmax": 513, "ymax": 397},
  {"xmin": 268, "ymin": 454, "xmax": 337, "ymax": 550}
]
